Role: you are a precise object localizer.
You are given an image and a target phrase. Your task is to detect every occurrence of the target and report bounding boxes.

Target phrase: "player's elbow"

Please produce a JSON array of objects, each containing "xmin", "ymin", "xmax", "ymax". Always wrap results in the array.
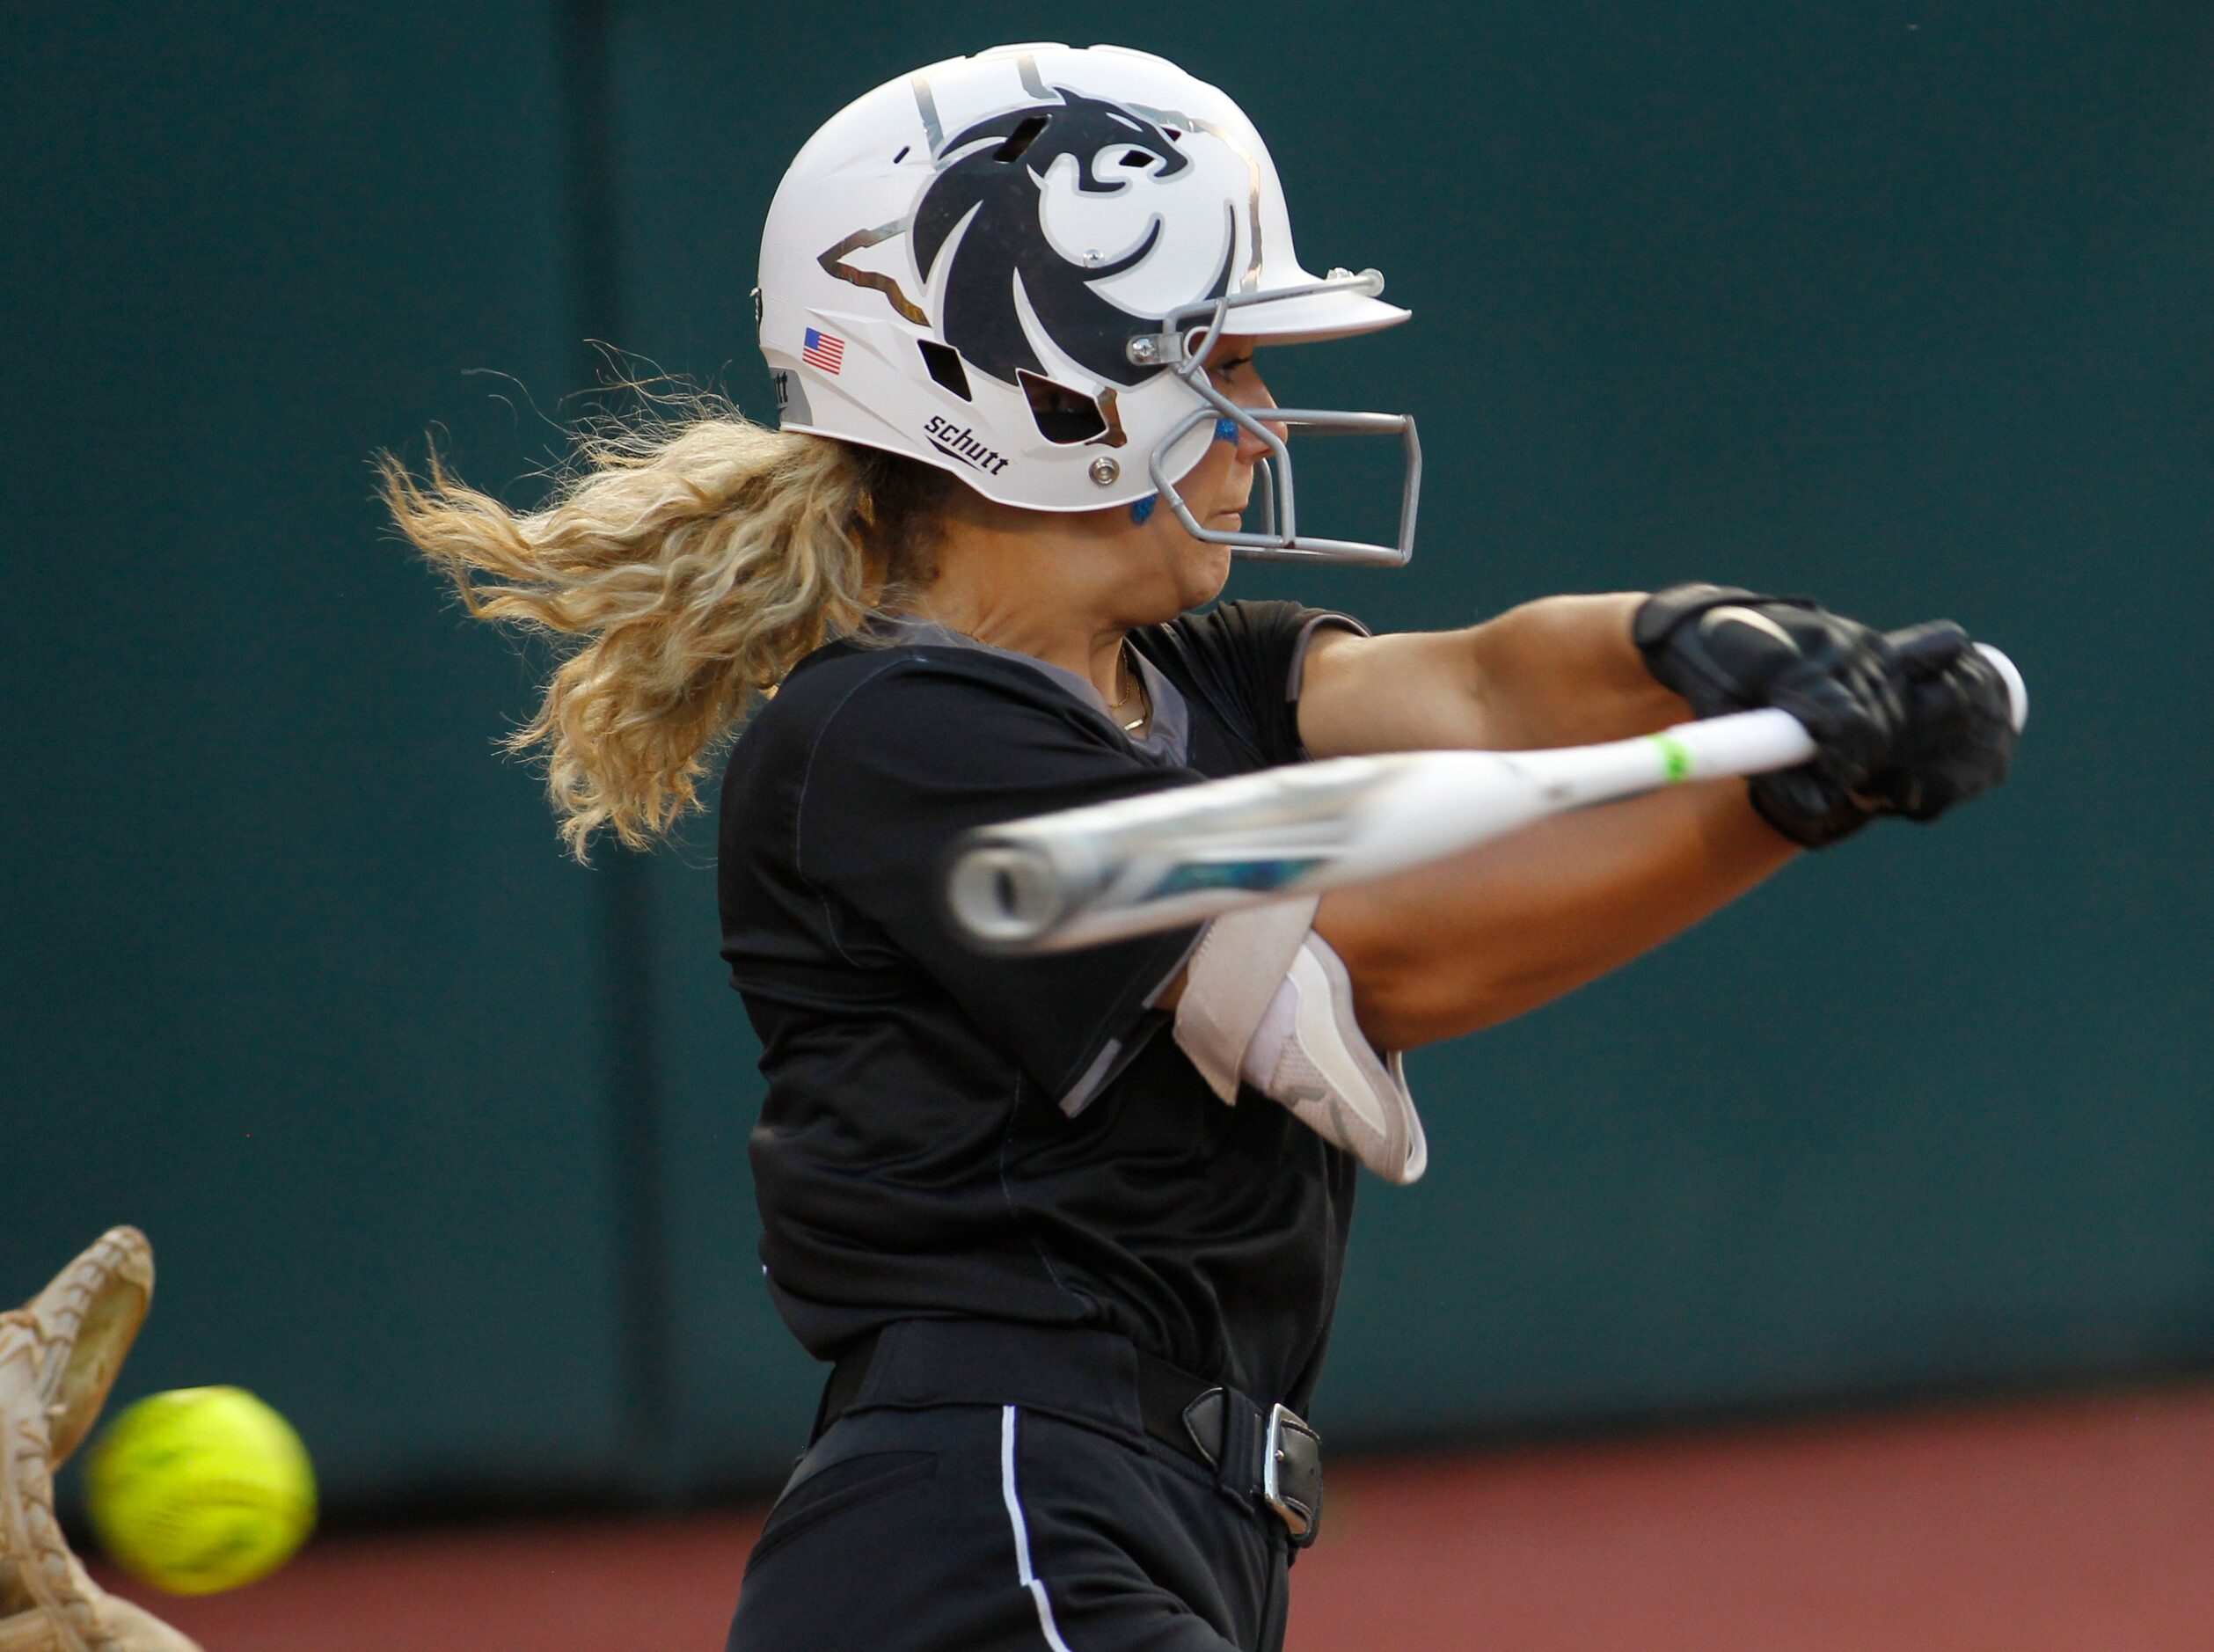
[{"xmin": 1334, "ymin": 926, "xmax": 1568, "ymax": 1052}]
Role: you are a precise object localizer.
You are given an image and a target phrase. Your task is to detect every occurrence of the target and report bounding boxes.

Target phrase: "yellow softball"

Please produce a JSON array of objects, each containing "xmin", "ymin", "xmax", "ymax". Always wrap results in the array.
[{"xmin": 85, "ymin": 1386, "xmax": 316, "ymax": 1595}]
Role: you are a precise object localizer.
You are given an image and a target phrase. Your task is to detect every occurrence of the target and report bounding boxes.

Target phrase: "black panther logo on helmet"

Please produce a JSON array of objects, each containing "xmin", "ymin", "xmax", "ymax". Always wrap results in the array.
[{"xmin": 911, "ymin": 89, "xmax": 1234, "ymax": 391}]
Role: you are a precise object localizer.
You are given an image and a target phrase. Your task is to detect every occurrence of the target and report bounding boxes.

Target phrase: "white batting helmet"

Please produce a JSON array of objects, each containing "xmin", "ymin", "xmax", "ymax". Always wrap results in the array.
[{"xmin": 755, "ymin": 42, "xmax": 1421, "ymax": 565}]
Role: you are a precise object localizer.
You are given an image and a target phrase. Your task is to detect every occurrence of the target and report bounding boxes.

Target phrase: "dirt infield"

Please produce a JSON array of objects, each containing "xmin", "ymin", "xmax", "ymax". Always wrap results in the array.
[{"xmin": 111, "ymin": 1383, "xmax": 2214, "ymax": 1650}]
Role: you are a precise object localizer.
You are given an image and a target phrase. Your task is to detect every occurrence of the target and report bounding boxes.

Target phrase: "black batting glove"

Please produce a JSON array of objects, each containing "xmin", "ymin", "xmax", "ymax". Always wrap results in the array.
[
  {"xmin": 1867, "ymin": 620, "xmax": 2017, "ymax": 821},
  {"xmin": 1633, "ymin": 583, "xmax": 1908, "ymax": 848}
]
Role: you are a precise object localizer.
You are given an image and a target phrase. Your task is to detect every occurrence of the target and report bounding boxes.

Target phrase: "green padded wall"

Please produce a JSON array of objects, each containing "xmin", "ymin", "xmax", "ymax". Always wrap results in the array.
[{"xmin": 3, "ymin": 2, "xmax": 628, "ymax": 1507}]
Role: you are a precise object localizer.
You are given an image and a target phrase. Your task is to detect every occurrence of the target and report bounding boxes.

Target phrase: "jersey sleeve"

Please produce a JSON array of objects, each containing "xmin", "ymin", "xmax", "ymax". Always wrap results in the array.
[
  {"xmin": 1139, "ymin": 599, "xmax": 1369, "ymax": 765},
  {"xmin": 793, "ymin": 653, "xmax": 1204, "ymax": 1112}
]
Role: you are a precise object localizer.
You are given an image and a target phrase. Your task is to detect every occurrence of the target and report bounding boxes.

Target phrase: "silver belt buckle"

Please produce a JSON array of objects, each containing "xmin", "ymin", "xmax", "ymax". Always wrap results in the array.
[{"xmin": 1261, "ymin": 1401, "xmax": 1324, "ymax": 1546}]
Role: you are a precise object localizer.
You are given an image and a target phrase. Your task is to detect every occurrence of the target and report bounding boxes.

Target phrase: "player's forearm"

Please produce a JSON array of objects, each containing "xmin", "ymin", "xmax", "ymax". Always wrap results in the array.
[
  {"xmin": 1316, "ymin": 778, "xmax": 1796, "ymax": 1049},
  {"xmin": 1463, "ymin": 592, "xmax": 1688, "ymax": 749},
  {"xmin": 1299, "ymin": 593, "xmax": 1689, "ymax": 758}
]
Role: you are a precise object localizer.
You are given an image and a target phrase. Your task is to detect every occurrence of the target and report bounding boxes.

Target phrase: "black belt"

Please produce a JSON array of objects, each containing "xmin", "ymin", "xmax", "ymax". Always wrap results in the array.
[{"xmin": 818, "ymin": 1326, "xmax": 1325, "ymax": 1547}]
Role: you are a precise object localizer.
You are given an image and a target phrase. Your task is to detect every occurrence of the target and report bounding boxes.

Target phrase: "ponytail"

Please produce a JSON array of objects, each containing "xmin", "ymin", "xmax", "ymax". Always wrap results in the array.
[{"xmin": 378, "ymin": 398, "xmax": 952, "ymax": 858}]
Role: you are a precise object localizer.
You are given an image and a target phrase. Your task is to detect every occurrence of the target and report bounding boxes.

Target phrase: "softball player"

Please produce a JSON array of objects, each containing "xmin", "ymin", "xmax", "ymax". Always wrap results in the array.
[{"xmin": 385, "ymin": 43, "xmax": 2014, "ymax": 1651}]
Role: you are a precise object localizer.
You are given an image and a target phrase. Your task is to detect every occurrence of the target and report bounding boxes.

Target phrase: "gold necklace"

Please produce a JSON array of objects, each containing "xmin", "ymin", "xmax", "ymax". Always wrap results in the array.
[{"xmin": 1106, "ymin": 646, "xmax": 1150, "ymax": 734}]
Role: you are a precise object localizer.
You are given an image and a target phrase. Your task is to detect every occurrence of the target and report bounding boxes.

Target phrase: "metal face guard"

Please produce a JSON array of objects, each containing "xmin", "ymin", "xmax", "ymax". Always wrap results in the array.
[
  {"xmin": 1262, "ymin": 1402, "xmax": 1325, "ymax": 1546},
  {"xmin": 1131, "ymin": 268, "xmax": 1422, "ymax": 568},
  {"xmin": 1148, "ymin": 401, "xmax": 1421, "ymax": 567}
]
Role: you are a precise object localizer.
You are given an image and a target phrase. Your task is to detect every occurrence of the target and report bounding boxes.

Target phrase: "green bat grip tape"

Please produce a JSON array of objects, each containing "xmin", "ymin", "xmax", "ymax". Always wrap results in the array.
[{"xmin": 1649, "ymin": 732, "xmax": 1695, "ymax": 784}]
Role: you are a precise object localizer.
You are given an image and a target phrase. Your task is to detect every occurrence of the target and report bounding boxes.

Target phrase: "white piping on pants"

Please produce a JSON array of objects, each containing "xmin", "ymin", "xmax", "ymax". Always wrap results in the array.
[{"xmin": 999, "ymin": 1406, "xmax": 1076, "ymax": 1652}]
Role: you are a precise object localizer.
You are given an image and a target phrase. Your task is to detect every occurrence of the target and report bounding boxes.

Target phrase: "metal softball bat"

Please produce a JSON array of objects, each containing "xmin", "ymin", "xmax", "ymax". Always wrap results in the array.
[{"xmin": 945, "ymin": 644, "xmax": 2027, "ymax": 955}]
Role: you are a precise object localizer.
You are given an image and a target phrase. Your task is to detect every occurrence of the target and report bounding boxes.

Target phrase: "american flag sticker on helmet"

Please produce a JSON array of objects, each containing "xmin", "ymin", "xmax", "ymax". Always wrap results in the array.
[{"xmin": 801, "ymin": 327, "xmax": 845, "ymax": 374}]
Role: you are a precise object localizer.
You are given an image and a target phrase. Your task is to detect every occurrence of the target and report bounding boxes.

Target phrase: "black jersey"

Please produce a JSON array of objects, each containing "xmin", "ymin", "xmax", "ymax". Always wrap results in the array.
[{"xmin": 717, "ymin": 599, "xmax": 1363, "ymax": 1409}]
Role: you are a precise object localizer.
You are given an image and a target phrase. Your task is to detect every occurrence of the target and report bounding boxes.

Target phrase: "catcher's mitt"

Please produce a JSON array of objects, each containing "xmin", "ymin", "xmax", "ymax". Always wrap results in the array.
[{"xmin": 0, "ymin": 1227, "xmax": 202, "ymax": 1652}]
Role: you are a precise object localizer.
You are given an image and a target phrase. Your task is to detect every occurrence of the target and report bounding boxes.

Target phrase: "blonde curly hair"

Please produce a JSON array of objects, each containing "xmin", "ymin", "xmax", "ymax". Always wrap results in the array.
[{"xmin": 378, "ymin": 398, "xmax": 952, "ymax": 858}]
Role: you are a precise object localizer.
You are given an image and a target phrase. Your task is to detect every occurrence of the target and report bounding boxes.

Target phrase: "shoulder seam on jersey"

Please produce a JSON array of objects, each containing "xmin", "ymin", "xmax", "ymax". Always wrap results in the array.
[{"xmin": 790, "ymin": 652, "xmax": 922, "ymax": 967}]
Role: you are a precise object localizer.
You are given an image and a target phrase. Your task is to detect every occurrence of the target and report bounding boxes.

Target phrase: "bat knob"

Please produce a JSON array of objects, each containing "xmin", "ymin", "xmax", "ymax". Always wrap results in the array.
[
  {"xmin": 945, "ymin": 841, "xmax": 1066, "ymax": 951},
  {"xmin": 1973, "ymin": 642, "xmax": 2029, "ymax": 733}
]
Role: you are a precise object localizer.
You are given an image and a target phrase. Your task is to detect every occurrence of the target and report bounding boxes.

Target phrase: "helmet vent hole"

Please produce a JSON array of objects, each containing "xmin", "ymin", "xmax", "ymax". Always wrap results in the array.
[
  {"xmin": 993, "ymin": 115, "xmax": 1049, "ymax": 164},
  {"xmin": 918, "ymin": 340, "xmax": 973, "ymax": 401},
  {"xmin": 1018, "ymin": 370, "xmax": 1108, "ymax": 444}
]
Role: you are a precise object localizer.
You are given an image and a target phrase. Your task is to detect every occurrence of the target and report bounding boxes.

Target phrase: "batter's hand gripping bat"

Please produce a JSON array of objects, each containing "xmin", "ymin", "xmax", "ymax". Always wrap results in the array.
[{"xmin": 946, "ymin": 645, "xmax": 2027, "ymax": 955}]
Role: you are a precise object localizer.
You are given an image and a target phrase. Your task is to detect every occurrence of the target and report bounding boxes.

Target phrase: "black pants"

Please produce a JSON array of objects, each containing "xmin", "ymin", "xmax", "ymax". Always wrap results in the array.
[{"xmin": 727, "ymin": 1321, "xmax": 1293, "ymax": 1652}]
